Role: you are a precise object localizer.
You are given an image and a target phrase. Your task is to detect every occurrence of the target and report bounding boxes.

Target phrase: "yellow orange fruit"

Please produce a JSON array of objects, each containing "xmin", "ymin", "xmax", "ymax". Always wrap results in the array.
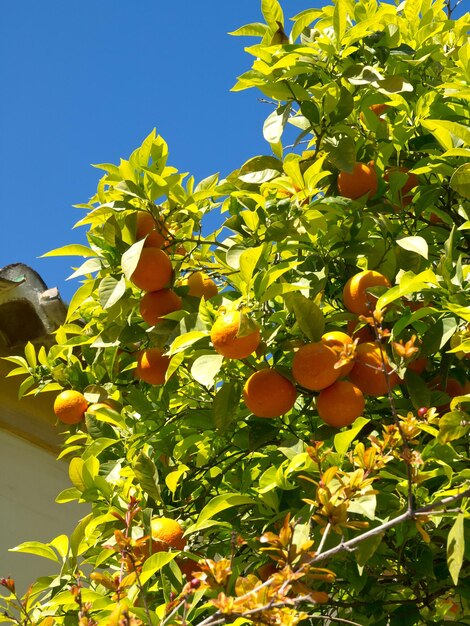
[
  {"xmin": 186, "ymin": 272, "xmax": 218, "ymax": 300},
  {"xmin": 343, "ymin": 270, "xmax": 391, "ymax": 317},
  {"xmin": 348, "ymin": 342, "xmax": 399, "ymax": 396},
  {"xmin": 140, "ymin": 289, "xmax": 182, "ymax": 326},
  {"xmin": 151, "ymin": 517, "xmax": 186, "ymax": 552},
  {"xmin": 337, "ymin": 162, "xmax": 378, "ymax": 200},
  {"xmin": 292, "ymin": 342, "xmax": 341, "ymax": 391},
  {"xmin": 210, "ymin": 310, "xmax": 261, "ymax": 360},
  {"xmin": 321, "ymin": 331, "xmax": 355, "ymax": 377},
  {"xmin": 317, "ymin": 380, "xmax": 365, "ymax": 428},
  {"xmin": 54, "ymin": 390, "xmax": 89, "ymax": 425},
  {"xmin": 136, "ymin": 212, "xmax": 168, "ymax": 248},
  {"xmin": 130, "ymin": 247, "xmax": 173, "ymax": 292},
  {"xmin": 243, "ymin": 369, "xmax": 297, "ymax": 418},
  {"xmin": 347, "ymin": 319, "xmax": 375, "ymax": 343},
  {"xmin": 135, "ymin": 348, "xmax": 170, "ymax": 385}
]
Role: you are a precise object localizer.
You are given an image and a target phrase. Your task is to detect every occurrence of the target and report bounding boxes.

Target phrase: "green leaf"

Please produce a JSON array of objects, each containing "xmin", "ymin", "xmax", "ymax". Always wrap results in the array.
[
  {"xmin": 24, "ymin": 341, "xmax": 37, "ymax": 368},
  {"xmin": 261, "ymin": 0, "xmax": 284, "ymax": 28},
  {"xmin": 98, "ymin": 275, "xmax": 127, "ymax": 309},
  {"xmin": 66, "ymin": 280, "xmax": 96, "ymax": 321},
  {"xmin": 229, "ymin": 23, "xmax": 269, "ymax": 38},
  {"xmin": 404, "ymin": 370, "xmax": 431, "ymax": 410},
  {"xmin": 324, "ymin": 134, "xmax": 356, "ymax": 172},
  {"xmin": 333, "ymin": 0, "xmax": 349, "ymax": 44},
  {"xmin": 291, "ymin": 8, "xmax": 322, "ymax": 42},
  {"xmin": 70, "ymin": 513, "xmax": 94, "ymax": 557},
  {"xmin": 334, "ymin": 417, "xmax": 370, "ymax": 455},
  {"xmin": 187, "ymin": 494, "xmax": 255, "ymax": 534},
  {"xmin": 239, "ymin": 245, "xmax": 265, "ymax": 292},
  {"xmin": 134, "ymin": 452, "xmax": 162, "ymax": 502},
  {"xmin": 191, "ymin": 354, "xmax": 224, "ymax": 388},
  {"xmin": 390, "ymin": 604, "xmax": 421, "ymax": 626},
  {"xmin": 121, "ymin": 239, "xmax": 146, "ymax": 280},
  {"xmin": 50, "ymin": 535, "xmax": 69, "ymax": 559},
  {"xmin": 447, "ymin": 514, "xmax": 465, "ymax": 585},
  {"xmin": 212, "ymin": 382, "xmax": 241, "ymax": 431},
  {"xmin": 356, "ymin": 530, "xmax": 384, "ymax": 567},
  {"xmin": 169, "ymin": 330, "xmax": 208, "ymax": 355},
  {"xmin": 450, "ymin": 163, "xmax": 470, "ymax": 199},
  {"xmin": 289, "ymin": 293, "xmax": 325, "ymax": 341},
  {"xmin": 376, "ymin": 269, "xmax": 437, "ymax": 311},
  {"xmin": 396, "ymin": 236, "xmax": 428, "ymax": 259},
  {"xmin": 9, "ymin": 542, "xmax": 59, "ymax": 563},
  {"xmin": 438, "ymin": 411, "xmax": 469, "ymax": 444},
  {"xmin": 40, "ymin": 244, "xmax": 96, "ymax": 258},
  {"xmin": 140, "ymin": 553, "xmax": 178, "ymax": 585},
  {"xmin": 69, "ymin": 457, "xmax": 86, "ymax": 492},
  {"xmin": 165, "ymin": 465, "xmax": 189, "ymax": 495},
  {"xmin": 421, "ymin": 119, "xmax": 470, "ymax": 151}
]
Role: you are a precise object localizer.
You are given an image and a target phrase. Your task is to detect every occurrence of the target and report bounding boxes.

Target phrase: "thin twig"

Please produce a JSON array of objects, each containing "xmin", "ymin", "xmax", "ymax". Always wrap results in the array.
[{"xmin": 316, "ymin": 522, "xmax": 332, "ymax": 555}]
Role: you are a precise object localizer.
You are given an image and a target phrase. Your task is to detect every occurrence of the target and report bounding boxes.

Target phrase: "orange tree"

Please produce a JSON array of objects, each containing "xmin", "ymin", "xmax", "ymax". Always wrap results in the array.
[{"xmin": 1, "ymin": 1, "xmax": 469, "ymax": 624}]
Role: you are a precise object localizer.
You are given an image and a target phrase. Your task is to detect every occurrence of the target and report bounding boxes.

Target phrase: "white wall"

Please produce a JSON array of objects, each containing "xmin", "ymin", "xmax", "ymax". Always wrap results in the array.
[{"xmin": 0, "ymin": 431, "xmax": 84, "ymax": 594}]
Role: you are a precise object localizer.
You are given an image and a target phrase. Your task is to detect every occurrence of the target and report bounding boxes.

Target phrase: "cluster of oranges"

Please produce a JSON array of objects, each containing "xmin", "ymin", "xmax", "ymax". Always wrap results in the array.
[
  {"xmin": 131, "ymin": 212, "xmax": 218, "ymax": 386},
  {"xmin": 207, "ymin": 270, "xmax": 403, "ymax": 428},
  {"xmin": 52, "ymin": 211, "xmax": 463, "ymax": 432}
]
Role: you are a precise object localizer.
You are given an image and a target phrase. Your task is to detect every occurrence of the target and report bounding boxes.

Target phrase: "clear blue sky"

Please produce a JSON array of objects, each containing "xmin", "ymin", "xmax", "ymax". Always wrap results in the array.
[{"xmin": 0, "ymin": 1, "xmax": 317, "ymax": 300}]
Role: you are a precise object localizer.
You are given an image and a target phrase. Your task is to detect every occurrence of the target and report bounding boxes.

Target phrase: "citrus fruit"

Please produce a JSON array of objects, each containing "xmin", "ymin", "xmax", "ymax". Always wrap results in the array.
[
  {"xmin": 243, "ymin": 369, "xmax": 297, "ymax": 418},
  {"xmin": 359, "ymin": 104, "xmax": 388, "ymax": 127},
  {"xmin": 292, "ymin": 342, "xmax": 341, "ymax": 391},
  {"xmin": 337, "ymin": 162, "xmax": 378, "ymax": 200},
  {"xmin": 140, "ymin": 289, "xmax": 182, "ymax": 326},
  {"xmin": 136, "ymin": 212, "xmax": 168, "ymax": 248},
  {"xmin": 343, "ymin": 270, "xmax": 391, "ymax": 316},
  {"xmin": 407, "ymin": 356, "xmax": 427, "ymax": 374},
  {"xmin": 348, "ymin": 342, "xmax": 399, "ymax": 396},
  {"xmin": 54, "ymin": 390, "xmax": 89, "ymax": 425},
  {"xmin": 135, "ymin": 348, "xmax": 170, "ymax": 385},
  {"xmin": 347, "ymin": 318, "xmax": 375, "ymax": 343},
  {"xmin": 186, "ymin": 272, "xmax": 218, "ymax": 300},
  {"xmin": 177, "ymin": 558, "xmax": 202, "ymax": 580},
  {"xmin": 321, "ymin": 331, "xmax": 355, "ymax": 377},
  {"xmin": 432, "ymin": 376, "xmax": 470, "ymax": 399},
  {"xmin": 210, "ymin": 310, "xmax": 261, "ymax": 359},
  {"xmin": 316, "ymin": 380, "xmax": 365, "ymax": 428},
  {"xmin": 130, "ymin": 247, "xmax": 173, "ymax": 292},
  {"xmin": 151, "ymin": 517, "xmax": 186, "ymax": 552}
]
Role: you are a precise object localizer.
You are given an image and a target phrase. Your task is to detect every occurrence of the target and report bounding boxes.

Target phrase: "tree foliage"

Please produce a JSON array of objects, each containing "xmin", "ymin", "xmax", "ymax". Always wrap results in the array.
[{"xmin": 2, "ymin": 0, "xmax": 470, "ymax": 624}]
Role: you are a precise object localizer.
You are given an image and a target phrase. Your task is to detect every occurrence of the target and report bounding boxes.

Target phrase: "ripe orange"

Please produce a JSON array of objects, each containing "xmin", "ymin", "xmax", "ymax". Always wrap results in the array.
[
  {"xmin": 130, "ymin": 247, "xmax": 173, "ymax": 292},
  {"xmin": 292, "ymin": 342, "xmax": 341, "ymax": 391},
  {"xmin": 177, "ymin": 558, "xmax": 202, "ymax": 580},
  {"xmin": 54, "ymin": 390, "xmax": 89, "ymax": 425},
  {"xmin": 337, "ymin": 162, "xmax": 378, "ymax": 200},
  {"xmin": 210, "ymin": 310, "xmax": 261, "ymax": 359},
  {"xmin": 135, "ymin": 212, "xmax": 168, "ymax": 248},
  {"xmin": 186, "ymin": 272, "xmax": 218, "ymax": 300},
  {"xmin": 321, "ymin": 331, "xmax": 355, "ymax": 377},
  {"xmin": 347, "ymin": 318, "xmax": 375, "ymax": 343},
  {"xmin": 407, "ymin": 356, "xmax": 427, "ymax": 374},
  {"xmin": 151, "ymin": 517, "xmax": 186, "ymax": 552},
  {"xmin": 431, "ymin": 376, "xmax": 470, "ymax": 399},
  {"xmin": 369, "ymin": 103, "xmax": 388, "ymax": 117},
  {"xmin": 359, "ymin": 104, "xmax": 388, "ymax": 126},
  {"xmin": 243, "ymin": 369, "xmax": 297, "ymax": 418},
  {"xmin": 140, "ymin": 289, "xmax": 182, "ymax": 326},
  {"xmin": 348, "ymin": 342, "xmax": 399, "ymax": 396},
  {"xmin": 135, "ymin": 348, "xmax": 170, "ymax": 385},
  {"xmin": 343, "ymin": 270, "xmax": 391, "ymax": 317},
  {"xmin": 317, "ymin": 380, "xmax": 365, "ymax": 428}
]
